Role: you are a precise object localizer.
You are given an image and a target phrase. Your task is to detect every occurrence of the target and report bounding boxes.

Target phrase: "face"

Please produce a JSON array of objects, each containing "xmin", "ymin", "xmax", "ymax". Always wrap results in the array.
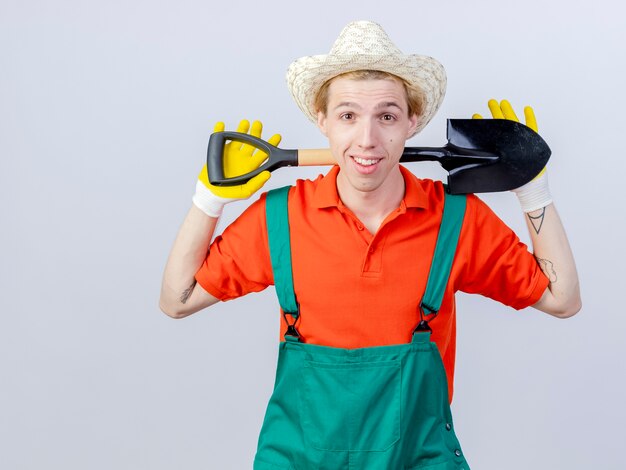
[{"xmin": 317, "ymin": 76, "xmax": 418, "ymax": 199}]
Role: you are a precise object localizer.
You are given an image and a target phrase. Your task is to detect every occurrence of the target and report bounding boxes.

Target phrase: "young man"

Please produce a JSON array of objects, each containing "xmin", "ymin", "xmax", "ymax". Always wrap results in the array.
[{"xmin": 160, "ymin": 21, "xmax": 580, "ymax": 469}]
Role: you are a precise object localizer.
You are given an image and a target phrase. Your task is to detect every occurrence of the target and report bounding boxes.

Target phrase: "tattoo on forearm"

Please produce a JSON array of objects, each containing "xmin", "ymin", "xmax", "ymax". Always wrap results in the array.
[
  {"xmin": 180, "ymin": 281, "xmax": 196, "ymax": 304},
  {"xmin": 528, "ymin": 207, "xmax": 546, "ymax": 235},
  {"xmin": 537, "ymin": 258, "xmax": 557, "ymax": 283}
]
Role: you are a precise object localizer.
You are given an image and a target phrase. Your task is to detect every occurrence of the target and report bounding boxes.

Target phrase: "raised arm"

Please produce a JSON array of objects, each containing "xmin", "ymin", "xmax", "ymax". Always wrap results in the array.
[
  {"xmin": 159, "ymin": 120, "xmax": 280, "ymax": 318},
  {"xmin": 474, "ymin": 100, "xmax": 581, "ymax": 318}
]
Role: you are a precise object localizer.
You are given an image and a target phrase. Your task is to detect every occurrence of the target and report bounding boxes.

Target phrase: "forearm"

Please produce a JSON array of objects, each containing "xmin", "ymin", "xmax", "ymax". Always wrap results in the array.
[
  {"xmin": 159, "ymin": 205, "xmax": 220, "ymax": 318},
  {"xmin": 158, "ymin": 120, "xmax": 278, "ymax": 317},
  {"xmin": 527, "ymin": 203, "xmax": 581, "ymax": 317},
  {"xmin": 471, "ymin": 100, "xmax": 581, "ymax": 316}
]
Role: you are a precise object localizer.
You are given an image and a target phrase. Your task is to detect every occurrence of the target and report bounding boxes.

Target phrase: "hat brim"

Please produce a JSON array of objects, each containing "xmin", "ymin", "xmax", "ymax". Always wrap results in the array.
[{"xmin": 286, "ymin": 53, "xmax": 447, "ymax": 137}]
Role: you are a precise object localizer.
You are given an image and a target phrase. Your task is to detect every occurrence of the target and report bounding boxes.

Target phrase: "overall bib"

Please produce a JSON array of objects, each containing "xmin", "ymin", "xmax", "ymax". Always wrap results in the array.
[{"xmin": 254, "ymin": 186, "xmax": 470, "ymax": 470}]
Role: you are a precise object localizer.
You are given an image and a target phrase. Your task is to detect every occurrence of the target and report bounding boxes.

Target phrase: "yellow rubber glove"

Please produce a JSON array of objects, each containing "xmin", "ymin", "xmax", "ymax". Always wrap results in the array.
[
  {"xmin": 192, "ymin": 119, "xmax": 281, "ymax": 217},
  {"xmin": 472, "ymin": 98, "xmax": 537, "ymax": 130},
  {"xmin": 472, "ymin": 99, "xmax": 551, "ymax": 211}
]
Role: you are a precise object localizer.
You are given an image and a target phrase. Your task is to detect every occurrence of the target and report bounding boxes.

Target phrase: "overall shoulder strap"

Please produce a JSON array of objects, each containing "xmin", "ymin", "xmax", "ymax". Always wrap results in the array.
[
  {"xmin": 265, "ymin": 186, "xmax": 299, "ymax": 316},
  {"xmin": 421, "ymin": 191, "xmax": 467, "ymax": 314}
]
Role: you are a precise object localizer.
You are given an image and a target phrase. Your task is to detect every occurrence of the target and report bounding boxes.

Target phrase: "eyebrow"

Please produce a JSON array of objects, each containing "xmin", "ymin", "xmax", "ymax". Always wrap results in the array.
[
  {"xmin": 376, "ymin": 101, "xmax": 403, "ymax": 111},
  {"xmin": 333, "ymin": 101, "xmax": 360, "ymax": 111},
  {"xmin": 332, "ymin": 101, "xmax": 404, "ymax": 111}
]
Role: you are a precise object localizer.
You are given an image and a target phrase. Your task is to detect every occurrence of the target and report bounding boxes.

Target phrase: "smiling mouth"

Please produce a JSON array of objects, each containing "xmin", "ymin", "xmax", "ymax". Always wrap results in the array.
[{"xmin": 352, "ymin": 156, "xmax": 382, "ymax": 166}]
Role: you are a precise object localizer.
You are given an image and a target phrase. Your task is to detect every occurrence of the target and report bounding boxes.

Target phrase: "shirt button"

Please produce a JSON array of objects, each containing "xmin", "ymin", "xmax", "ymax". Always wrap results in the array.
[
  {"xmin": 357, "ymin": 224, "xmax": 364, "ymax": 231},
  {"xmin": 454, "ymin": 449, "xmax": 462, "ymax": 457},
  {"xmin": 446, "ymin": 423, "xmax": 452, "ymax": 431}
]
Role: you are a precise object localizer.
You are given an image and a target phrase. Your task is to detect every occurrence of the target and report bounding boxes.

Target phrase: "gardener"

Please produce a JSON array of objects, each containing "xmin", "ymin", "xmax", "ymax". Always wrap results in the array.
[{"xmin": 160, "ymin": 20, "xmax": 581, "ymax": 469}]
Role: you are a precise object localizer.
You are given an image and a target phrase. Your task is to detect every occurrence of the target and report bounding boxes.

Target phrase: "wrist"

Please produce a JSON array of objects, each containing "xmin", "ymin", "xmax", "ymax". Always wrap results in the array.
[
  {"xmin": 512, "ymin": 171, "xmax": 552, "ymax": 213},
  {"xmin": 192, "ymin": 180, "xmax": 229, "ymax": 218}
]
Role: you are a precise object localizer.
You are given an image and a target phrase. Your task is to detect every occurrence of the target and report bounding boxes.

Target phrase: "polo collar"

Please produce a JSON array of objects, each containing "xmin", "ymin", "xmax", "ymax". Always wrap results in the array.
[{"xmin": 312, "ymin": 164, "xmax": 429, "ymax": 210}]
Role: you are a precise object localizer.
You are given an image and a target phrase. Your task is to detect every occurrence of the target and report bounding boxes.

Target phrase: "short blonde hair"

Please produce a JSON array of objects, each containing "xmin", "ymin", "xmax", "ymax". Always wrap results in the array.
[{"xmin": 313, "ymin": 70, "xmax": 425, "ymax": 118}]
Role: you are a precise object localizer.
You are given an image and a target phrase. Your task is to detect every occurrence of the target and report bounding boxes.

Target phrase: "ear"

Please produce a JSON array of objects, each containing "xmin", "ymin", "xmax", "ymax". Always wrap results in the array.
[
  {"xmin": 317, "ymin": 111, "xmax": 328, "ymax": 137},
  {"xmin": 406, "ymin": 113, "xmax": 419, "ymax": 137}
]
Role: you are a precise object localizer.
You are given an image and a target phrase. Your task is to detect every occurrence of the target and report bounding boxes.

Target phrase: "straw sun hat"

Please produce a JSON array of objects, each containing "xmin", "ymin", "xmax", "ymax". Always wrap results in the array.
[{"xmin": 286, "ymin": 20, "xmax": 447, "ymax": 136}]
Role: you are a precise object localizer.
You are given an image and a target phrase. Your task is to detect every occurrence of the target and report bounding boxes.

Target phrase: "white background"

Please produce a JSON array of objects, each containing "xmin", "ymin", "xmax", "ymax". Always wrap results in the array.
[{"xmin": 1, "ymin": 0, "xmax": 625, "ymax": 468}]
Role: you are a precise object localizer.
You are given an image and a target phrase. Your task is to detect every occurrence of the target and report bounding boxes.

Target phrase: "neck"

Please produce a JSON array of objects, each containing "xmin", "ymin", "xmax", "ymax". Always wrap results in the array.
[{"xmin": 336, "ymin": 167, "xmax": 405, "ymax": 234}]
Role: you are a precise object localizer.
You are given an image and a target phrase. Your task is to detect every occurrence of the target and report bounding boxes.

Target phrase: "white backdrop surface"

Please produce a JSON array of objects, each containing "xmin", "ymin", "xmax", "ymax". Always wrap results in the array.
[{"xmin": 1, "ymin": 0, "xmax": 624, "ymax": 469}]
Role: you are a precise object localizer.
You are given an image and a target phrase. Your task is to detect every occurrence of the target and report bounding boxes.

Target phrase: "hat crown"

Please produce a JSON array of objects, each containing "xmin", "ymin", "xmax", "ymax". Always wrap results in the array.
[
  {"xmin": 329, "ymin": 20, "xmax": 403, "ymax": 56},
  {"xmin": 286, "ymin": 20, "xmax": 446, "ymax": 137}
]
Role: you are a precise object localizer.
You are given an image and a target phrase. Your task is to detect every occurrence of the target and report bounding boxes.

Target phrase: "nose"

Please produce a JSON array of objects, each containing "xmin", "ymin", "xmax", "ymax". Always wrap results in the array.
[{"xmin": 355, "ymin": 119, "xmax": 378, "ymax": 149}]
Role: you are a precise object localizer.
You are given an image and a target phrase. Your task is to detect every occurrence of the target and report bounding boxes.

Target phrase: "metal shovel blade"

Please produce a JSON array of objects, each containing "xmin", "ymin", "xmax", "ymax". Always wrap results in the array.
[{"xmin": 443, "ymin": 119, "xmax": 551, "ymax": 194}]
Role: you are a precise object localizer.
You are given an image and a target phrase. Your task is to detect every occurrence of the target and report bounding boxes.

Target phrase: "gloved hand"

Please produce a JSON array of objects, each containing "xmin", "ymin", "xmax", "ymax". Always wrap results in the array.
[
  {"xmin": 473, "ymin": 99, "xmax": 552, "ymax": 212},
  {"xmin": 192, "ymin": 119, "xmax": 281, "ymax": 218}
]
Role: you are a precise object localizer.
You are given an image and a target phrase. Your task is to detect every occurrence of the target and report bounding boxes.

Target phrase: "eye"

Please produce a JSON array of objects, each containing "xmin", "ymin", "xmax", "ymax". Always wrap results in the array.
[
  {"xmin": 381, "ymin": 114, "xmax": 396, "ymax": 121},
  {"xmin": 340, "ymin": 112, "xmax": 354, "ymax": 120}
]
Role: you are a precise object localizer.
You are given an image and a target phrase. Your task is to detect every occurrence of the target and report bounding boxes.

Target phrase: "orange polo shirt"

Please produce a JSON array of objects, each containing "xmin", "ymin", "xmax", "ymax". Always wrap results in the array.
[{"xmin": 196, "ymin": 165, "xmax": 549, "ymax": 401}]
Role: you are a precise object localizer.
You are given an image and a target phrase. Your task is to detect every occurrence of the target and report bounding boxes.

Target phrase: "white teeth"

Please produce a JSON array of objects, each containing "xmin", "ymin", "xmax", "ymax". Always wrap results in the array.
[{"xmin": 353, "ymin": 157, "xmax": 380, "ymax": 166}]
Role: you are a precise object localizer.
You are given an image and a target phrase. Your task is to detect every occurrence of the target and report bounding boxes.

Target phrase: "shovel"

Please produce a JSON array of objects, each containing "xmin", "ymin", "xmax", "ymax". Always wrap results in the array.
[{"xmin": 207, "ymin": 119, "xmax": 551, "ymax": 194}]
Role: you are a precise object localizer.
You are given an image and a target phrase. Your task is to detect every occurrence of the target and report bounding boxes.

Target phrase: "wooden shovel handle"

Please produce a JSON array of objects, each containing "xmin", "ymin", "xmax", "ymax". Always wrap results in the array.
[{"xmin": 297, "ymin": 149, "xmax": 336, "ymax": 166}]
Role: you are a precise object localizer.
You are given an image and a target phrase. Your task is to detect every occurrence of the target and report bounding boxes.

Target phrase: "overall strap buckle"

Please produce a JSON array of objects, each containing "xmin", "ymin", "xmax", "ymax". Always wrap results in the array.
[
  {"xmin": 283, "ymin": 306, "xmax": 301, "ymax": 342},
  {"xmin": 413, "ymin": 302, "xmax": 436, "ymax": 334}
]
